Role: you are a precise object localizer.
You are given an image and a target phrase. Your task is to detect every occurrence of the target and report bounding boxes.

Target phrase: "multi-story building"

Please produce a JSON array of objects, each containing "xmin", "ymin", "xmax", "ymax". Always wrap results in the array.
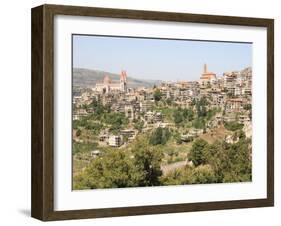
[
  {"xmin": 108, "ymin": 135, "xmax": 123, "ymax": 147},
  {"xmin": 124, "ymin": 104, "xmax": 136, "ymax": 121},
  {"xmin": 225, "ymin": 98, "xmax": 244, "ymax": 112},
  {"xmin": 140, "ymin": 100, "xmax": 153, "ymax": 113}
]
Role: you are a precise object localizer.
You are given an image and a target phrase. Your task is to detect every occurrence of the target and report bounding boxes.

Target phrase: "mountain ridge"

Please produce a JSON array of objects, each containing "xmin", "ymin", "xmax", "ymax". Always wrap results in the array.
[{"xmin": 73, "ymin": 68, "xmax": 161, "ymax": 88}]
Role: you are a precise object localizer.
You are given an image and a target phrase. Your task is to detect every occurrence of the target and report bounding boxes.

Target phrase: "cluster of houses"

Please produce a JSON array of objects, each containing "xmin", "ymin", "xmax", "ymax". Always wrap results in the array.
[
  {"xmin": 98, "ymin": 129, "xmax": 137, "ymax": 147},
  {"xmin": 73, "ymin": 64, "xmax": 252, "ymax": 148}
]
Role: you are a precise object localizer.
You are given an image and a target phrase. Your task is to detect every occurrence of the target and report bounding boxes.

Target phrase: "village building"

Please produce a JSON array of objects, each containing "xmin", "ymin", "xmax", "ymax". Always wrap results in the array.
[
  {"xmin": 108, "ymin": 135, "xmax": 123, "ymax": 147},
  {"xmin": 125, "ymin": 93, "xmax": 137, "ymax": 102},
  {"xmin": 238, "ymin": 114, "xmax": 251, "ymax": 124},
  {"xmin": 73, "ymin": 96, "xmax": 83, "ymax": 107},
  {"xmin": 73, "ymin": 108, "xmax": 88, "ymax": 120},
  {"xmin": 223, "ymin": 71, "xmax": 238, "ymax": 90},
  {"xmin": 223, "ymin": 113, "xmax": 237, "ymax": 122},
  {"xmin": 99, "ymin": 132, "xmax": 109, "ymax": 143},
  {"xmin": 243, "ymin": 87, "xmax": 252, "ymax": 96},
  {"xmin": 111, "ymin": 102, "xmax": 125, "ymax": 113},
  {"xmin": 243, "ymin": 121, "xmax": 252, "ymax": 138},
  {"xmin": 90, "ymin": 150, "xmax": 101, "ymax": 158},
  {"xmin": 225, "ymin": 98, "xmax": 244, "ymax": 112},
  {"xmin": 234, "ymin": 85, "xmax": 243, "ymax": 96},
  {"xmin": 124, "ymin": 104, "xmax": 136, "ymax": 121},
  {"xmin": 181, "ymin": 134, "xmax": 194, "ymax": 142},
  {"xmin": 120, "ymin": 129, "xmax": 137, "ymax": 142},
  {"xmin": 144, "ymin": 111, "xmax": 162, "ymax": 124},
  {"xmin": 175, "ymin": 81, "xmax": 190, "ymax": 89},
  {"xmin": 140, "ymin": 100, "xmax": 153, "ymax": 113},
  {"xmin": 187, "ymin": 128, "xmax": 204, "ymax": 138}
]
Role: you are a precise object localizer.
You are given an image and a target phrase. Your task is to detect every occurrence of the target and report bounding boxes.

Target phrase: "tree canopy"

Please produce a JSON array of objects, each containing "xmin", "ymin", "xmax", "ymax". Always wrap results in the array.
[
  {"xmin": 189, "ymin": 139, "xmax": 209, "ymax": 166},
  {"xmin": 153, "ymin": 89, "xmax": 162, "ymax": 102},
  {"xmin": 74, "ymin": 136, "xmax": 164, "ymax": 189},
  {"xmin": 149, "ymin": 127, "xmax": 171, "ymax": 145}
]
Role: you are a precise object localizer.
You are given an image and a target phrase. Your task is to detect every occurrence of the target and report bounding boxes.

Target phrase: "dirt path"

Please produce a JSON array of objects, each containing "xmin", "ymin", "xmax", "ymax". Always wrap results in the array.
[{"xmin": 161, "ymin": 160, "xmax": 187, "ymax": 175}]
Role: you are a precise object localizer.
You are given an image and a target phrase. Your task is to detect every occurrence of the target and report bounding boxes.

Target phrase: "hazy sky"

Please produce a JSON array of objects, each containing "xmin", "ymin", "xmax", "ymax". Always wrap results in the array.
[{"xmin": 73, "ymin": 35, "xmax": 252, "ymax": 81}]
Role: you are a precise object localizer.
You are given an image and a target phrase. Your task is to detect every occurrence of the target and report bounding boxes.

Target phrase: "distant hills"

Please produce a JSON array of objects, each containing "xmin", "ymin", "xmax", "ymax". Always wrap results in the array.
[{"xmin": 73, "ymin": 68, "xmax": 161, "ymax": 88}]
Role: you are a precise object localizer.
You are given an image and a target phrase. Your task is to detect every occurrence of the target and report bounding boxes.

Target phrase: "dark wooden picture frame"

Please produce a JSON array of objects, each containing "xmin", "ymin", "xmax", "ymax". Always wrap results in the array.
[{"xmin": 31, "ymin": 4, "xmax": 274, "ymax": 221}]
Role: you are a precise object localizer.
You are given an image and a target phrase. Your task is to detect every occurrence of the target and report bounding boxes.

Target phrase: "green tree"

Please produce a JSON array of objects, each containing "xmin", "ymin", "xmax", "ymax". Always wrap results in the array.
[
  {"xmin": 162, "ymin": 165, "xmax": 216, "ymax": 185},
  {"xmin": 76, "ymin": 129, "xmax": 81, "ymax": 137},
  {"xmin": 191, "ymin": 98, "xmax": 196, "ymax": 106},
  {"xmin": 243, "ymin": 104, "xmax": 251, "ymax": 111},
  {"xmin": 205, "ymin": 139, "xmax": 252, "ymax": 183},
  {"xmin": 103, "ymin": 112, "xmax": 129, "ymax": 133},
  {"xmin": 74, "ymin": 136, "xmax": 166, "ymax": 189},
  {"xmin": 224, "ymin": 121, "xmax": 243, "ymax": 131},
  {"xmin": 162, "ymin": 137, "xmax": 252, "ymax": 185},
  {"xmin": 149, "ymin": 127, "xmax": 170, "ymax": 145},
  {"xmin": 134, "ymin": 120, "xmax": 144, "ymax": 132},
  {"xmin": 160, "ymin": 169, "xmax": 183, "ymax": 186},
  {"xmin": 182, "ymin": 108, "xmax": 194, "ymax": 121},
  {"xmin": 132, "ymin": 137, "xmax": 163, "ymax": 186},
  {"xmin": 192, "ymin": 118, "xmax": 205, "ymax": 129},
  {"xmin": 187, "ymin": 165, "xmax": 217, "ymax": 184},
  {"xmin": 85, "ymin": 122, "xmax": 103, "ymax": 134},
  {"xmin": 166, "ymin": 98, "xmax": 172, "ymax": 106},
  {"xmin": 73, "ymin": 151, "xmax": 143, "ymax": 189},
  {"xmin": 196, "ymin": 97, "xmax": 208, "ymax": 117},
  {"xmin": 173, "ymin": 109, "xmax": 183, "ymax": 125},
  {"xmin": 89, "ymin": 99, "xmax": 106, "ymax": 116},
  {"xmin": 73, "ymin": 142, "xmax": 98, "ymax": 155},
  {"xmin": 203, "ymin": 141, "xmax": 227, "ymax": 182},
  {"xmin": 173, "ymin": 131, "xmax": 182, "ymax": 144},
  {"xmin": 189, "ymin": 139, "xmax": 208, "ymax": 166},
  {"xmin": 153, "ymin": 88, "xmax": 162, "ymax": 102}
]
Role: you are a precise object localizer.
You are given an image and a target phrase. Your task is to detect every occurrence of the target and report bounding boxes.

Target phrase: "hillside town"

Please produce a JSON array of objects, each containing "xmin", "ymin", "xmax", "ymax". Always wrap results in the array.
[{"xmin": 73, "ymin": 64, "xmax": 252, "ymax": 149}]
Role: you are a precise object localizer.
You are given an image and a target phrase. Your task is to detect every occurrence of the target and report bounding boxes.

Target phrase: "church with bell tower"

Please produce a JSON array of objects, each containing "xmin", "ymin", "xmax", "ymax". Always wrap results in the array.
[{"xmin": 95, "ymin": 70, "xmax": 128, "ymax": 93}]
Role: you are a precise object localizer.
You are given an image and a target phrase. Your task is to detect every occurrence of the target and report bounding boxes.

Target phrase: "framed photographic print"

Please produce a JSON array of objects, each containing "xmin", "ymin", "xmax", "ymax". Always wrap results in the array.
[{"xmin": 31, "ymin": 4, "xmax": 274, "ymax": 221}]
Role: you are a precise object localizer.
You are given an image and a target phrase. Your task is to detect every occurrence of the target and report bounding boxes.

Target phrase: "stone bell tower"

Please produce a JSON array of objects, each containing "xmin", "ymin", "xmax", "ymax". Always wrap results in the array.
[
  {"xmin": 120, "ymin": 70, "xmax": 127, "ymax": 92},
  {"xmin": 204, "ymin": 63, "xmax": 207, "ymax": 73}
]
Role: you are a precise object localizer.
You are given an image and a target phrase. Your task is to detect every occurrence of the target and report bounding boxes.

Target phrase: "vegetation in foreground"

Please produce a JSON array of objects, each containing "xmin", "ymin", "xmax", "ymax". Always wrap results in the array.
[{"xmin": 73, "ymin": 131, "xmax": 251, "ymax": 190}]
